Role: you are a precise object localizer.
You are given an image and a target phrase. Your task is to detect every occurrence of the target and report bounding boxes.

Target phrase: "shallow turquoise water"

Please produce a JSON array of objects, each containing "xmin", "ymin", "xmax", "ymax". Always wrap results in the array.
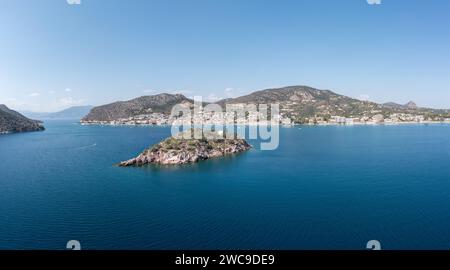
[{"xmin": 0, "ymin": 121, "xmax": 449, "ymax": 250}]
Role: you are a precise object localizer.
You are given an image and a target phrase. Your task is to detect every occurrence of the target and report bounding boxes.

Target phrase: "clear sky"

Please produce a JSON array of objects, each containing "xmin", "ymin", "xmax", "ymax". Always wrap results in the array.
[{"xmin": 0, "ymin": 0, "xmax": 449, "ymax": 112}]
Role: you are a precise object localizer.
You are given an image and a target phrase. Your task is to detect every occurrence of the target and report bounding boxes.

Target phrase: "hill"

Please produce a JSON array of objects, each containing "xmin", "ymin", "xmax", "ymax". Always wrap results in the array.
[
  {"xmin": 218, "ymin": 86, "xmax": 448, "ymax": 123},
  {"xmin": 82, "ymin": 94, "xmax": 192, "ymax": 122},
  {"xmin": 0, "ymin": 105, "xmax": 45, "ymax": 134}
]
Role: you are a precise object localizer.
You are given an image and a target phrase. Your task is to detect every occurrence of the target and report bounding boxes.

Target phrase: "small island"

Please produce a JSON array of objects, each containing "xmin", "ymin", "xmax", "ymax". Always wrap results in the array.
[{"xmin": 119, "ymin": 129, "xmax": 252, "ymax": 166}]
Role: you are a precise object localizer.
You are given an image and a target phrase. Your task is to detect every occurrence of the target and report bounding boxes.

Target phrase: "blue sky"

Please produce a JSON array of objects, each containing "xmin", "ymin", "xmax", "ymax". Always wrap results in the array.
[{"xmin": 0, "ymin": 0, "xmax": 449, "ymax": 112}]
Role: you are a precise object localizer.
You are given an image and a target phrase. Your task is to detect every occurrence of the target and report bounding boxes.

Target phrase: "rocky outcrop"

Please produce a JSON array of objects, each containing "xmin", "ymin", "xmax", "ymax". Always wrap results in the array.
[
  {"xmin": 119, "ymin": 130, "xmax": 251, "ymax": 166},
  {"xmin": 0, "ymin": 104, "xmax": 45, "ymax": 134},
  {"xmin": 404, "ymin": 101, "xmax": 418, "ymax": 109}
]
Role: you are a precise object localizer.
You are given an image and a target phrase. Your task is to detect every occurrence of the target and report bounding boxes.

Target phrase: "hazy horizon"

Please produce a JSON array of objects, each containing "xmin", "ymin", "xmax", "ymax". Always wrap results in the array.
[{"xmin": 1, "ymin": 0, "xmax": 449, "ymax": 112}]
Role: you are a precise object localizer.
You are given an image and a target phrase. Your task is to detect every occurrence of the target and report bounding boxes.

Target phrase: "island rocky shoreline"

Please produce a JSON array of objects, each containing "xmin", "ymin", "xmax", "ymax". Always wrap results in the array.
[{"xmin": 119, "ymin": 130, "xmax": 252, "ymax": 166}]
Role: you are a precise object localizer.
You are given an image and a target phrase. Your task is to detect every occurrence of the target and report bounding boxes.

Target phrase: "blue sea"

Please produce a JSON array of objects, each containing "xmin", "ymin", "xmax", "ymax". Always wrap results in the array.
[{"xmin": 0, "ymin": 120, "xmax": 449, "ymax": 250}]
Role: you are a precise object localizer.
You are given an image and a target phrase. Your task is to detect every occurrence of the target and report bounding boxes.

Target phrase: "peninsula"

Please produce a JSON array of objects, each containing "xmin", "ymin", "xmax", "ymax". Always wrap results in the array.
[
  {"xmin": 0, "ymin": 104, "xmax": 45, "ymax": 134},
  {"xmin": 119, "ymin": 130, "xmax": 252, "ymax": 166}
]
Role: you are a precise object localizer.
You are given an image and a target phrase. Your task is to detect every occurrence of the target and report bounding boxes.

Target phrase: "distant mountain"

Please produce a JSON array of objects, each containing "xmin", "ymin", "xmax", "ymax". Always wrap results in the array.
[
  {"xmin": 46, "ymin": 105, "xmax": 93, "ymax": 120},
  {"xmin": 404, "ymin": 101, "xmax": 419, "ymax": 109},
  {"xmin": 20, "ymin": 111, "xmax": 51, "ymax": 120},
  {"xmin": 0, "ymin": 104, "xmax": 45, "ymax": 134},
  {"xmin": 383, "ymin": 101, "xmax": 418, "ymax": 110},
  {"xmin": 81, "ymin": 86, "xmax": 449, "ymax": 124},
  {"xmin": 383, "ymin": 102, "xmax": 404, "ymax": 109},
  {"xmin": 82, "ymin": 94, "xmax": 192, "ymax": 122},
  {"xmin": 21, "ymin": 106, "xmax": 94, "ymax": 120}
]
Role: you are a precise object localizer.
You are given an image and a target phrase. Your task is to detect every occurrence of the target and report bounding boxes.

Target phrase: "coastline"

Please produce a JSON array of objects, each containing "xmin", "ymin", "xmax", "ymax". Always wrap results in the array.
[
  {"xmin": 305, "ymin": 121, "xmax": 450, "ymax": 126},
  {"xmin": 0, "ymin": 128, "xmax": 45, "ymax": 135},
  {"xmin": 80, "ymin": 120, "xmax": 450, "ymax": 127}
]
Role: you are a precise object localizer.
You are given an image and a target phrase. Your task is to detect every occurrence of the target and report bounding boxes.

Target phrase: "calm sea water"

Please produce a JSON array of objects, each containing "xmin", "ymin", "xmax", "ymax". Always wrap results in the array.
[{"xmin": 0, "ymin": 120, "xmax": 449, "ymax": 250}]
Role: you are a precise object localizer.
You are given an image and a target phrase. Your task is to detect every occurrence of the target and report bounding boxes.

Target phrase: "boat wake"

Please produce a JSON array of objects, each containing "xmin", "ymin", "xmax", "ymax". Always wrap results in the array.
[{"xmin": 75, "ymin": 143, "xmax": 97, "ymax": 150}]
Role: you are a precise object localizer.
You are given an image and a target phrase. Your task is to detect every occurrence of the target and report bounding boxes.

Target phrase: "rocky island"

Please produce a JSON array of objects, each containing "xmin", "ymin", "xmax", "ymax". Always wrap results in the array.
[
  {"xmin": 0, "ymin": 104, "xmax": 45, "ymax": 134},
  {"xmin": 119, "ymin": 130, "xmax": 252, "ymax": 166}
]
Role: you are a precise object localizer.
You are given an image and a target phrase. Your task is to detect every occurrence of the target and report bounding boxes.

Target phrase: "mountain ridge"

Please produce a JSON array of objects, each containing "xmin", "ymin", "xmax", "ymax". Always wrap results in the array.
[
  {"xmin": 21, "ymin": 105, "xmax": 94, "ymax": 120},
  {"xmin": 383, "ymin": 101, "xmax": 418, "ymax": 110},
  {"xmin": 81, "ymin": 86, "xmax": 450, "ymax": 124}
]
